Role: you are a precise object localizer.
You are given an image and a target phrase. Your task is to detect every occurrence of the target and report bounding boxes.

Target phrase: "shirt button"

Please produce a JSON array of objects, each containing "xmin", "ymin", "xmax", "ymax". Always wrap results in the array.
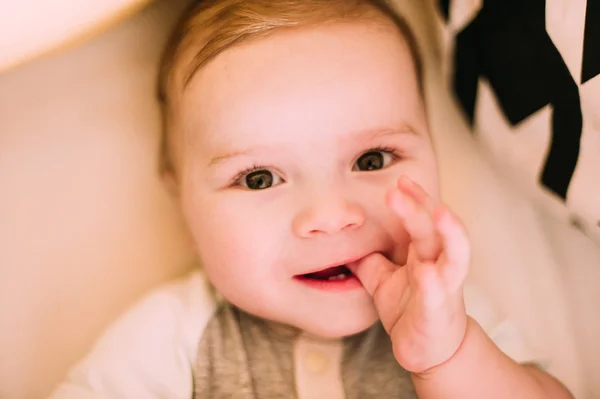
[{"xmin": 304, "ymin": 349, "xmax": 328, "ymax": 374}]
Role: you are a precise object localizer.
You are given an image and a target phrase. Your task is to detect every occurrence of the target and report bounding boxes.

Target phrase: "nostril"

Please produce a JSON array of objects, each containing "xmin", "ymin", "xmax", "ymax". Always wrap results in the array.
[
  {"xmin": 293, "ymin": 199, "xmax": 366, "ymax": 238},
  {"xmin": 343, "ymin": 221, "xmax": 360, "ymax": 231},
  {"xmin": 308, "ymin": 229, "xmax": 325, "ymax": 237}
]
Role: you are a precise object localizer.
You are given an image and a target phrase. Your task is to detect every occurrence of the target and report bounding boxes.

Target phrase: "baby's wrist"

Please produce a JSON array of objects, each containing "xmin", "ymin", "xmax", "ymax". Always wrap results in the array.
[{"xmin": 411, "ymin": 315, "xmax": 472, "ymax": 379}]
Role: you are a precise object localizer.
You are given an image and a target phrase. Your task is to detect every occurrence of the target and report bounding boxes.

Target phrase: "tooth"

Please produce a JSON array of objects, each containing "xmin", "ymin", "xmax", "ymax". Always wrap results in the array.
[{"xmin": 328, "ymin": 273, "xmax": 347, "ymax": 281}]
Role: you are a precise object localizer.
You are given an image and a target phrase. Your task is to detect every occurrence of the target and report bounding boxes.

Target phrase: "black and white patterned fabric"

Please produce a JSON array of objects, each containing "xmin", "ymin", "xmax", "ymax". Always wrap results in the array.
[{"xmin": 440, "ymin": 0, "xmax": 600, "ymax": 244}]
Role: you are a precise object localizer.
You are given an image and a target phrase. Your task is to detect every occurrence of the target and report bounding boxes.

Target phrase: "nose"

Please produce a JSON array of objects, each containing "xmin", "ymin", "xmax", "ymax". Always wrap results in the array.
[{"xmin": 292, "ymin": 196, "xmax": 366, "ymax": 238}]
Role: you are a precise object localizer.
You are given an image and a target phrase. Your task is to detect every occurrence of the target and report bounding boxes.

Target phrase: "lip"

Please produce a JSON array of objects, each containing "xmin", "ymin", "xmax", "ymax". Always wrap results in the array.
[
  {"xmin": 294, "ymin": 274, "xmax": 363, "ymax": 291},
  {"xmin": 295, "ymin": 254, "xmax": 369, "ymax": 277},
  {"xmin": 293, "ymin": 254, "xmax": 371, "ymax": 292}
]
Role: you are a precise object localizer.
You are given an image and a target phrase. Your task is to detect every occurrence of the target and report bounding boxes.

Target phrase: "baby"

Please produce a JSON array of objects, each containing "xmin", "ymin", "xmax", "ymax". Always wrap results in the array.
[{"xmin": 50, "ymin": 0, "xmax": 572, "ymax": 398}]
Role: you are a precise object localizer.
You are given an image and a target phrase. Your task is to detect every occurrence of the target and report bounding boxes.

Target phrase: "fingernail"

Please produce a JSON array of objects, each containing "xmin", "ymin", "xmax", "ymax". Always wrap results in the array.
[{"xmin": 398, "ymin": 175, "xmax": 412, "ymax": 186}]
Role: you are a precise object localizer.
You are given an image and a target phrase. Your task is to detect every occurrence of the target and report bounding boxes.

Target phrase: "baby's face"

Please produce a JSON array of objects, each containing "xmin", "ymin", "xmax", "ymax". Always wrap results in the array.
[{"xmin": 176, "ymin": 19, "xmax": 439, "ymax": 337}]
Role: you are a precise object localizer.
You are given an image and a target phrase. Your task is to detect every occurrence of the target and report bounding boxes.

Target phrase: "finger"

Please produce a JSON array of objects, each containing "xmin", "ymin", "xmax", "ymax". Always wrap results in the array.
[
  {"xmin": 391, "ymin": 176, "xmax": 441, "ymax": 261},
  {"xmin": 412, "ymin": 261, "xmax": 446, "ymax": 310},
  {"xmin": 376, "ymin": 269, "xmax": 411, "ymax": 333},
  {"xmin": 348, "ymin": 253, "xmax": 410, "ymax": 332},
  {"xmin": 387, "ymin": 186, "xmax": 441, "ymax": 262},
  {"xmin": 397, "ymin": 175, "xmax": 433, "ymax": 208},
  {"xmin": 433, "ymin": 207, "xmax": 470, "ymax": 291},
  {"xmin": 347, "ymin": 252, "xmax": 397, "ymax": 297}
]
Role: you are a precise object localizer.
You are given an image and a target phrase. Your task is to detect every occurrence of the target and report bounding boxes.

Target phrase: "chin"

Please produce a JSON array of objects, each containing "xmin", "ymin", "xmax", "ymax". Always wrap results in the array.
[{"xmin": 293, "ymin": 309, "xmax": 379, "ymax": 339}]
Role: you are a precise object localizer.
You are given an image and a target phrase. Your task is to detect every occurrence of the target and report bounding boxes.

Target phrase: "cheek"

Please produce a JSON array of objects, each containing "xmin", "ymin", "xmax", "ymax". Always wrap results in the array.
[
  {"xmin": 186, "ymin": 195, "xmax": 295, "ymax": 312},
  {"xmin": 396, "ymin": 154, "xmax": 440, "ymax": 202},
  {"xmin": 183, "ymin": 195, "xmax": 286, "ymax": 280}
]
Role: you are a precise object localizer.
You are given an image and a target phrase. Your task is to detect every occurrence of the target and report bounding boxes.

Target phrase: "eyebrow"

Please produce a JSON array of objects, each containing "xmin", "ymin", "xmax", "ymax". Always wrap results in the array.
[
  {"xmin": 357, "ymin": 125, "xmax": 418, "ymax": 141},
  {"xmin": 207, "ymin": 125, "xmax": 418, "ymax": 167},
  {"xmin": 208, "ymin": 148, "xmax": 256, "ymax": 167}
]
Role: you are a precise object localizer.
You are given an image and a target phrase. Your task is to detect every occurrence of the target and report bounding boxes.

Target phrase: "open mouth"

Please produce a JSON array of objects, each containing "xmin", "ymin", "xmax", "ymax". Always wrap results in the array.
[{"xmin": 298, "ymin": 265, "xmax": 354, "ymax": 281}]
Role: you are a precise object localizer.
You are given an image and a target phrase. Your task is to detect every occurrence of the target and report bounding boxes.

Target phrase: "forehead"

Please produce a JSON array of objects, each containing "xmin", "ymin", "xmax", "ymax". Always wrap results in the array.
[{"xmin": 179, "ymin": 19, "xmax": 426, "ymax": 155}]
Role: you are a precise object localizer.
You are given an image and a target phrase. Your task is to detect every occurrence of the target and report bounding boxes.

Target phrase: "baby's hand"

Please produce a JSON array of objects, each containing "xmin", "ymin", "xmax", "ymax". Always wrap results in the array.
[{"xmin": 349, "ymin": 176, "xmax": 469, "ymax": 374}]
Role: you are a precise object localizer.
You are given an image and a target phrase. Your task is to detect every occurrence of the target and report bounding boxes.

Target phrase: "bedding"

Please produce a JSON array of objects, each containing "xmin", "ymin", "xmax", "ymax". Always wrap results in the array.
[{"xmin": 0, "ymin": 0, "xmax": 596, "ymax": 397}]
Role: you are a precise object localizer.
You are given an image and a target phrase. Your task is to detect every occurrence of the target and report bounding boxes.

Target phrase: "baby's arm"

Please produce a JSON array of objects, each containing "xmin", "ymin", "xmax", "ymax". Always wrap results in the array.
[
  {"xmin": 350, "ymin": 176, "xmax": 572, "ymax": 398},
  {"xmin": 411, "ymin": 316, "xmax": 570, "ymax": 398},
  {"xmin": 48, "ymin": 270, "xmax": 215, "ymax": 399}
]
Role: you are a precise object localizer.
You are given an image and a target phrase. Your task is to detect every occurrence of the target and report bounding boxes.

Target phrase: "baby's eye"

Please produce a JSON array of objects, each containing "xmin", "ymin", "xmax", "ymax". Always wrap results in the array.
[
  {"xmin": 353, "ymin": 150, "xmax": 396, "ymax": 171},
  {"xmin": 241, "ymin": 169, "xmax": 283, "ymax": 190}
]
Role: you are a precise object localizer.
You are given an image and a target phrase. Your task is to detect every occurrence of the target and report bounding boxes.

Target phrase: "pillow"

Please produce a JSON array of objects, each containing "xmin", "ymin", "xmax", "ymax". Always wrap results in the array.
[
  {"xmin": 439, "ymin": 3, "xmax": 600, "ymax": 396},
  {"xmin": 0, "ymin": 0, "xmax": 152, "ymax": 73},
  {"xmin": 0, "ymin": 1, "xmax": 195, "ymax": 398},
  {"xmin": 440, "ymin": 0, "xmax": 600, "ymax": 244}
]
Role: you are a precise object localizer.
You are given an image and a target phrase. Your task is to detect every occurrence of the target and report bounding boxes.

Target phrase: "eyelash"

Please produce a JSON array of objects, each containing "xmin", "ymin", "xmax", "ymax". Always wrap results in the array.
[
  {"xmin": 230, "ymin": 146, "xmax": 402, "ymax": 186},
  {"xmin": 231, "ymin": 164, "xmax": 272, "ymax": 187},
  {"xmin": 359, "ymin": 145, "xmax": 401, "ymax": 164}
]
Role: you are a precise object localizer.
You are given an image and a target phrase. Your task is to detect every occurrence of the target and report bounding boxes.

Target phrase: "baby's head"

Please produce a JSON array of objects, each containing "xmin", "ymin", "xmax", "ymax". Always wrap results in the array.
[{"xmin": 159, "ymin": 0, "xmax": 439, "ymax": 338}]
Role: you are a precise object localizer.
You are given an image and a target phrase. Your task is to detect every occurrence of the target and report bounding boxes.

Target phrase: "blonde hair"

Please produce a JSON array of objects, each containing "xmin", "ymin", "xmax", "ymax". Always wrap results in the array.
[{"xmin": 158, "ymin": 0, "xmax": 423, "ymax": 174}]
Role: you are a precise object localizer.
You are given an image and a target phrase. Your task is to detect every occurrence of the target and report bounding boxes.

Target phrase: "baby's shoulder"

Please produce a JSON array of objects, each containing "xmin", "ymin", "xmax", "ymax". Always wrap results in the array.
[
  {"xmin": 49, "ymin": 269, "xmax": 217, "ymax": 399},
  {"xmin": 98, "ymin": 269, "xmax": 218, "ymax": 350},
  {"xmin": 129, "ymin": 269, "xmax": 218, "ymax": 327},
  {"xmin": 95, "ymin": 268, "xmax": 218, "ymax": 363}
]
